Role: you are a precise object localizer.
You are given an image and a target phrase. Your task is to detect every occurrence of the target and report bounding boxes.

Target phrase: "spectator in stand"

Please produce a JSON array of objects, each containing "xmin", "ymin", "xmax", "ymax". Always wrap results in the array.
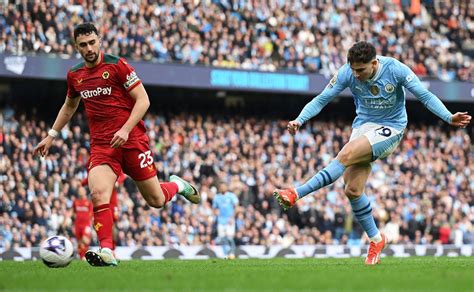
[
  {"xmin": 0, "ymin": 106, "xmax": 472, "ymax": 249},
  {"xmin": 0, "ymin": 1, "xmax": 472, "ymax": 81}
]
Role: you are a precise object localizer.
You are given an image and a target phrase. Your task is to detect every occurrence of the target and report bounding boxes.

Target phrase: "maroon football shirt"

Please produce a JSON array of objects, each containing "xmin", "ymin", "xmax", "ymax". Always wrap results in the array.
[{"xmin": 67, "ymin": 53, "xmax": 148, "ymax": 147}]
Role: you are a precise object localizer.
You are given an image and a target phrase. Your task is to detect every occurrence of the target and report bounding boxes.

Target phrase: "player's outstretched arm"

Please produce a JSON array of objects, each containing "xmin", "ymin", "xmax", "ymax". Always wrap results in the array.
[
  {"xmin": 287, "ymin": 120, "xmax": 301, "ymax": 135},
  {"xmin": 110, "ymin": 83, "xmax": 150, "ymax": 148},
  {"xmin": 396, "ymin": 62, "xmax": 466, "ymax": 126},
  {"xmin": 450, "ymin": 112, "xmax": 471, "ymax": 128},
  {"xmin": 290, "ymin": 67, "xmax": 349, "ymax": 135},
  {"xmin": 33, "ymin": 96, "xmax": 81, "ymax": 156}
]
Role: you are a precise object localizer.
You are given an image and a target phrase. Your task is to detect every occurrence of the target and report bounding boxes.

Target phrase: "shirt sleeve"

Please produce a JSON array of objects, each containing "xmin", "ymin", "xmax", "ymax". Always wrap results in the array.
[
  {"xmin": 116, "ymin": 58, "xmax": 142, "ymax": 92},
  {"xmin": 66, "ymin": 71, "xmax": 79, "ymax": 98},
  {"xmin": 395, "ymin": 61, "xmax": 452, "ymax": 124},
  {"xmin": 295, "ymin": 65, "xmax": 349, "ymax": 125}
]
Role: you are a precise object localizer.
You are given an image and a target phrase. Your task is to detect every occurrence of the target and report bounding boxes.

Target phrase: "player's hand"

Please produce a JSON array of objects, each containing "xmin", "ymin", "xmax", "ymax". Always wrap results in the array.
[
  {"xmin": 287, "ymin": 120, "xmax": 301, "ymax": 135},
  {"xmin": 110, "ymin": 128, "xmax": 130, "ymax": 148},
  {"xmin": 450, "ymin": 112, "xmax": 471, "ymax": 128},
  {"xmin": 33, "ymin": 136, "xmax": 54, "ymax": 157}
]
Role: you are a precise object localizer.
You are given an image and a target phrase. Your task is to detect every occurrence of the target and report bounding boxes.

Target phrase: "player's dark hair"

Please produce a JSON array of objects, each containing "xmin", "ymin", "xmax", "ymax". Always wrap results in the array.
[
  {"xmin": 73, "ymin": 23, "xmax": 98, "ymax": 41},
  {"xmin": 347, "ymin": 41, "xmax": 376, "ymax": 64}
]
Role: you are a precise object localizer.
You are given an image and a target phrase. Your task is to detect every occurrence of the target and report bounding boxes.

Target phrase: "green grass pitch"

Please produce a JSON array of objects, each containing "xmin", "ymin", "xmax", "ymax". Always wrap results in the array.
[{"xmin": 1, "ymin": 257, "xmax": 473, "ymax": 291}]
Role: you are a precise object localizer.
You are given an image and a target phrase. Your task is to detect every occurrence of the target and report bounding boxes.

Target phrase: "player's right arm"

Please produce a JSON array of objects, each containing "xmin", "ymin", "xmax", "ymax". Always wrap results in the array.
[
  {"xmin": 288, "ymin": 66, "xmax": 349, "ymax": 135},
  {"xmin": 33, "ymin": 71, "xmax": 81, "ymax": 156},
  {"xmin": 33, "ymin": 96, "xmax": 81, "ymax": 156}
]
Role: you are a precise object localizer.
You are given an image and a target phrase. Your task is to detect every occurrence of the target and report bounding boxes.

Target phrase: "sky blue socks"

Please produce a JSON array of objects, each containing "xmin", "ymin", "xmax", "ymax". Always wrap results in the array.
[{"xmin": 296, "ymin": 159, "xmax": 346, "ymax": 198}]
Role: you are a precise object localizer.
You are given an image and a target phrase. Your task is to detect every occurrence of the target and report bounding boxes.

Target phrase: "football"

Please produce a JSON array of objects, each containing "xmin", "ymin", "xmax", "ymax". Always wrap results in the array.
[{"xmin": 39, "ymin": 235, "xmax": 74, "ymax": 268}]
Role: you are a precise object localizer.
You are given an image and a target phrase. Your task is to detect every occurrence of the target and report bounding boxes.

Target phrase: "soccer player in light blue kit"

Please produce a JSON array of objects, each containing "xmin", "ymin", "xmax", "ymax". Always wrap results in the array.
[
  {"xmin": 213, "ymin": 183, "xmax": 239, "ymax": 259},
  {"xmin": 273, "ymin": 41, "xmax": 471, "ymax": 265}
]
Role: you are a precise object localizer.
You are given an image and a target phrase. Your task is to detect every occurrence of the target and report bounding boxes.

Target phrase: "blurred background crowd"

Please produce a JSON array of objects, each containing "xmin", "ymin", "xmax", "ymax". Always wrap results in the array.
[
  {"xmin": 0, "ymin": 0, "xmax": 473, "ymax": 81},
  {"xmin": 0, "ymin": 106, "xmax": 472, "ymax": 250},
  {"xmin": 0, "ymin": 0, "xmax": 472, "ymax": 252}
]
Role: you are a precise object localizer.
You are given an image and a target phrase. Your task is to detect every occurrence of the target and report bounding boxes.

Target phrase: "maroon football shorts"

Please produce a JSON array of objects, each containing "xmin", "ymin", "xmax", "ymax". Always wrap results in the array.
[
  {"xmin": 75, "ymin": 225, "xmax": 92, "ymax": 242},
  {"xmin": 88, "ymin": 140, "xmax": 157, "ymax": 181}
]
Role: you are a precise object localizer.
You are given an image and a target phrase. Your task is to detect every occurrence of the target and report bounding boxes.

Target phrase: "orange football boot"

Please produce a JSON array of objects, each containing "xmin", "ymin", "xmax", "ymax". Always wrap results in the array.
[
  {"xmin": 273, "ymin": 188, "xmax": 298, "ymax": 210},
  {"xmin": 365, "ymin": 233, "xmax": 388, "ymax": 265}
]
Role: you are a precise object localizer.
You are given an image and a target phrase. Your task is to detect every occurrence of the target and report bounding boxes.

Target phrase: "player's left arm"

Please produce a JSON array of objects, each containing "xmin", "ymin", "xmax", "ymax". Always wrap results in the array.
[
  {"xmin": 398, "ymin": 63, "xmax": 471, "ymax": 128},
  {"xmin": 111, "ymin": 84, "xmax": 150, "ymax": 148},
  {"xmin": 111, "ymin": 59, "xmax": 151, "ymax": 148}
]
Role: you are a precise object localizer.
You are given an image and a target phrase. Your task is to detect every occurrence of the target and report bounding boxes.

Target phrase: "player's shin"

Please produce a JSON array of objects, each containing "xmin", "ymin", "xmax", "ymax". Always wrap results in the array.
[
  {"xmin": 160, "ymin": 182, "xmax": 179, "ymax": 204},
  {"xmin": 78, "ymin": 242, "xmax": 87, "ymax": 259},
  {"xmin": 350, "ymin": 193, "xmax": 381, "ymax": 242},
  {"xmin": 296, "ymin": 159, "xmax": 346, "ymax": 198},
  {"xmin": 93, "ymin": 204, "xmax": 114, "ymax": 249}
]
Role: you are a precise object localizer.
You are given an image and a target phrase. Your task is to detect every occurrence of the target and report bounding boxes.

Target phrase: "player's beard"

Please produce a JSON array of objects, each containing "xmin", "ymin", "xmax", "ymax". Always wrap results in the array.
[{"xmin": 84, "ymin": 51, "xmax": 99, "ymax": 65}]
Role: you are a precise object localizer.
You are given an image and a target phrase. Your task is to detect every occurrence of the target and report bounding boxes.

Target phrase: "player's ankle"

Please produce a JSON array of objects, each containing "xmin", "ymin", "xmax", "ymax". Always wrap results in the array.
[{"xmin": 370, "ymin": 232, "xmax": 382, "ymax": 243}]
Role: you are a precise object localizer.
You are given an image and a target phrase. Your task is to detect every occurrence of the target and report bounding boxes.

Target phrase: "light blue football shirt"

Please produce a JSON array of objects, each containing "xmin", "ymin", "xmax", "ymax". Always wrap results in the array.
[
  {"xmin": 296, "ymin": 56, "xmax": 453, "ymax": 130},
  {"xmin": 212, "ymin": 192, "xmax": 239, "ymax": 225}
]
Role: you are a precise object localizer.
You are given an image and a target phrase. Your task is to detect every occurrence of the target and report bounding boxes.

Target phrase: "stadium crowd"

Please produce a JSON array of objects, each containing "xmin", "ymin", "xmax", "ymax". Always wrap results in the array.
[
  {"xmin": 0, "ymin": 107, "xmax": 472, "ymax": 250},
  {"xmin": 0, "ymin": 0, "xmax": 473, "ymax": 81}
]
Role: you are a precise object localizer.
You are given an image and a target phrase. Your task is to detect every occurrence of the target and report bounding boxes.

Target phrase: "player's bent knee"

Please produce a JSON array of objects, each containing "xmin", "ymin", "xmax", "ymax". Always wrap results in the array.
[
  {"xmin": 144, "ymin": 195, "xmax": 166, "ymax": 209},
  {"xmin": 336, "ymin": 150, "xmax": 353, "ymax": 166},
  {"xmin": 344, "ymin": 186, "xmax": 362, "ymax": 200},
  {"xmin": 90, "ymin": 190, "xmax": 110, "ymax": 206}
]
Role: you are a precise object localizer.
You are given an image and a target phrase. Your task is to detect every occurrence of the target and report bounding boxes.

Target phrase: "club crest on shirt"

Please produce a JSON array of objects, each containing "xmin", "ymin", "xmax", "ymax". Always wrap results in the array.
[
  {"xmin": 102, "ymin": 71, "xmax": 110, "ymax": 79},
  {"xmin": 370, "ymin": 85, "xmax": 379, "ymax": 95},
  {"xmin": 385, "ymin": 83, "xmax": 394, "ymax": 93}
]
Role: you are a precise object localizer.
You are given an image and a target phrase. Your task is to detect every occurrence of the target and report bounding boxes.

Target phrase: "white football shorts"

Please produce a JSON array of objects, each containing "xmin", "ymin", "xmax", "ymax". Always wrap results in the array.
[{"xmin": 349, "ymin": 122, "xmax": 404, "ymax": 160}]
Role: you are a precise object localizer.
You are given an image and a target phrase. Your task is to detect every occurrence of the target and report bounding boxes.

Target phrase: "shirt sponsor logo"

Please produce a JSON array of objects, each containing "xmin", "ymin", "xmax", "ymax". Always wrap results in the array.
[
  {"xmin": 363, "ymin": 95, "xmax": 396, "ymax": 109},
  {"xmin": 80, "ymin": 86, "xmax": 112, "ymax": 99},
  {"xmin": 75, "ymin": 206, "xmax": 90, "ymax": 212},
  {"xmin": 124, "ymin": 71, "xmax": 140, "ymax": 89}
]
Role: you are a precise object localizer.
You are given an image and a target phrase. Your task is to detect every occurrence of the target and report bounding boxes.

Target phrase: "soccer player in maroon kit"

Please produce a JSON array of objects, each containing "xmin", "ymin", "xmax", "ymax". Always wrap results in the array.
[
  {"xmin": 33, "ymin": 23, "xmax": 200, "ymax": 267},
  {"xmin": 73, "ymin": 186, "xmax": 93, "ymax": 259}
]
